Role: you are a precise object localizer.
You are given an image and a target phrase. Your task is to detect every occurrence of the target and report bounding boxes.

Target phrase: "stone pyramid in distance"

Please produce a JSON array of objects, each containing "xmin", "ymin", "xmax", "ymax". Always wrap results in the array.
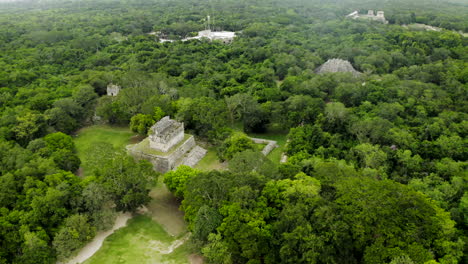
[{"xmin": 316, "ymin": 58, "xmax": 361, "ymax": 77}]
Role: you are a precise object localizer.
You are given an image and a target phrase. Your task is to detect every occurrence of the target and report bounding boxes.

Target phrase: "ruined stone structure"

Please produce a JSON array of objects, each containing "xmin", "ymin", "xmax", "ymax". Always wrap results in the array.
[
  {"xmin": 346, "ymin": 10, "xmax": 388, "ymax": 24},
  {"xmin": 149, "ymin": 117, "xmax": 185, "ymax": 152},
  {"xmin": 107, "ymin": 84, "xmax": 121, "ymax": 96},
  {"xmin": 127, "ymin": 116, "xmax": 207, "ymax": 173},
  {"xmin": 250, "ymin": 137, "xmax": 278, "ymax": 156},
  {"xmin": 316, "ymin": 58, "xmax": 361, "ymax": 77},
  {"xmin": 158, "ymin": 16, "xmax": 236, "ymax": 44},
  {"xmin": 159, "ymin": 30, "xmax": 236, "ymax": 44}
]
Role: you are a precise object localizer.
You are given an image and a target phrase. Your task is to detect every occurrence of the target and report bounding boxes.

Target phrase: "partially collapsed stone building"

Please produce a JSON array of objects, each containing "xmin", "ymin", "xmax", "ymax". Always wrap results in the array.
[
  {"xmin": 107, "ymin": 84, "xmax": 121, "ymax": 96},
  {"xmin": 316, "ymin": 58, "xmax": 361, "ymax": 77},
  {"xmin": 346, "ymin": 10, "xmax": 388, "ymax": 24},
  {"xmin": 127, "ymin": 116, "xmax": 207, "ymax": 173},
  {"xmin": 149, "ymin": 117, "xmax": 185, "ymax": 152}
]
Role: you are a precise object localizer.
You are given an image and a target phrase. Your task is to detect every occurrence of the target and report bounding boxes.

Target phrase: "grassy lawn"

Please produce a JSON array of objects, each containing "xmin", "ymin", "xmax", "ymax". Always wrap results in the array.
[
  {"xmin": 248, "ymin": 132, "xmax": 287, "ymax": 164},
  {"xmin": 83, "ymin": 215, "xmax": 192, "ymax": 264},
  {"xmin": 73, "ymin": 125, "xmax": 135, "ymax": 176},
  {"xmin": 194, "ymin": 146, "xmax": 225, "ymax": 171},
  {"xmin": 228, "ymin": 122, "xmax": 288, "ymax": 164}
]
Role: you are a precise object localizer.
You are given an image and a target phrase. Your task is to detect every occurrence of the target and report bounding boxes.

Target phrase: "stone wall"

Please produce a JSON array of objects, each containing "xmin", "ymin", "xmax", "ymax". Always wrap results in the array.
[
  {"xmin": 250, "ymin": 137, "xmax": 278, "ymax": 156},
  {"xmin": 149, "ymin": 127, "xmax": 184, "ymax": 152},
  {"xmin": 128, "ymin": 135, "xmax": 196, "ymax": 173},
  {"xmin": 166, "ymin": 136, "xmax": 196, "ymax": 169},
  {"xmin": 107, "ymin": 84, "xmax": 120, "ymax": 96}
]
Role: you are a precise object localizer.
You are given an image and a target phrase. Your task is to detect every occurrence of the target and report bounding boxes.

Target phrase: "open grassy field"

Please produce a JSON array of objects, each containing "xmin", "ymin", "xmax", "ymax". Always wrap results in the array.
[
  {"xmin": 194, "ymin": 146, "xmax": 225, "ymax": 171},
  {"xmin": 83, "ymin": 215, "xmax": 192, "ymax": 264},
  {"xmin": 73, "ymin": 125, "xmax": 135, "ymax": 176}
]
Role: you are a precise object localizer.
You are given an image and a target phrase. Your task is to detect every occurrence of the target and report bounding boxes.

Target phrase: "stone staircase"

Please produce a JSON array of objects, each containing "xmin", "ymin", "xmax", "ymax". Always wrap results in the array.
[{"xmin": 173, "ymin": 146, "xmax": 207, "ymax": 169}]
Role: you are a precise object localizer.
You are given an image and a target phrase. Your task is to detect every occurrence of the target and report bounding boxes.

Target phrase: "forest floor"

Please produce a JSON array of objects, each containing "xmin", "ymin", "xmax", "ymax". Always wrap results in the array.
[{"xmin": 72, "ymin": 125, "xmax": 200, "ymax": 264}]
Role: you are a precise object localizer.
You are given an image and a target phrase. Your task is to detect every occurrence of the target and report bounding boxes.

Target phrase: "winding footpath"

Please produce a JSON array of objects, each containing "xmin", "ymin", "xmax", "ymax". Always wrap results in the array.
[{"xmin": 62, "ymin": 213, "xmax": 132, "ymax": 264}]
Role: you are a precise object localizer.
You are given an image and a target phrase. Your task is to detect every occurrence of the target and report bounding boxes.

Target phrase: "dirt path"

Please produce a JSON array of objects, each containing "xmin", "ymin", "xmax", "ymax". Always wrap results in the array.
[
  {"xmin": 146, "ymin": 179, "xmax": 187, "ymax": 236},
  {"xmin": 148, "ymin": 233, "xmax": 190, "ymax": 255},
  {"xmin": 62, "ymin": 212, "xmax": 132, "ymax": 264}
]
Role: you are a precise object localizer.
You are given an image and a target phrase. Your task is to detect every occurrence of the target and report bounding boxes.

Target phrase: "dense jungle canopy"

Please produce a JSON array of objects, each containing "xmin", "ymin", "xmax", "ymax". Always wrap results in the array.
[{"xmin": 0, "ymin": 0, "xmax": 467, "ymax": 263}]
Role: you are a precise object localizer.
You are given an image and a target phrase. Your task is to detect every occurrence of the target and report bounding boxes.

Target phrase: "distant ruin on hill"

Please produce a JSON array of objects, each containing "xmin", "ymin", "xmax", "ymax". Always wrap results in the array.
[
  {"xmin": 346, "ymin": 10, "xmax": 388, "ymax": 24},
  {"xmin": 316, "ymin": 58, "xmax": 361, "ymax": 77},
  {"xmin": 157, "ymin": 15, "xmax": 236, "ymax": 44},
  {"xmin": 107, "ymin": 84, "xmax": 121, "ymax": 96}
]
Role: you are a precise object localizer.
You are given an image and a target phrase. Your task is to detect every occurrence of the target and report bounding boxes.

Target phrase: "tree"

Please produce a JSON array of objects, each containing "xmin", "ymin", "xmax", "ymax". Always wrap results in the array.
[
  {"xmin": 43, "ymin": 132, "xmax": 75, "ymax": 152},
  {"xmin": 218, "ymin": 132, "xmax": 256, "ymax": 161},
  {"xmin": 98, "ymin": 153, "xmax": 158, "ymax": 212},
  {"xmin": 323, "ymin": 102, "xmax": 350, "ymax": 133},
  {"xmin": 82, "ymin": 182, "xmax": 116, "ymax": 231},
  {"xmin": 284, "ymin": 95, "xmax": 324, "ymax": 127},
  {"xmin": 52, "ymin": 214, "xmax": 95, "ymax": 261},
  {"xmin": 176, "ymin": 97, "xmax": 229, "ymax": 140},
  {"xmin": 130, "ymin": 113, "xmax": 154, "ymax": 135},
  {"xmin": 45, "ymin": 107, "xmax": 78, "ymax": 134},
  {"xmin": 335, "ymin": 177, "xmax": 464, "ymax": 264},
  {"xmin": 286, "ymin": 124, "xmax": 331, "ymax": 156},
  {"xmin": 153, "ymin": 106, "xmax": 165, "ymax": 121},
  {"xmin": 12, "ymin": 112, "xmax": 46, "ymax": 145},
  {"xmin": 193, "ymin": 205, "xmax": 223, "ymax": 242},
  {"xmin": 202, "ymin": 233, "xmax": 233, "ymax": 264},
  {"xmin": 51, "ymin": 149, "xmax": 81, "ymax": 172},
  {"xmin": 19, "ymin": 231, "xmax": 54, "ymax": 264},
  {"xmin": 229, "ymin": 150, "xmax": 278, "ymax": 178},
  {"xmin": 164, "ymin": 165, "xmax": 200, "ymax": 199}
]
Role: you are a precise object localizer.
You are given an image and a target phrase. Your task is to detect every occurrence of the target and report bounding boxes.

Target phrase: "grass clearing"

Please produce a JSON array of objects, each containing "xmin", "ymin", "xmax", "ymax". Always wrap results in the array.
[
  {"xmin": 83, "ymin": 215, "xmax": 191, "ymax": 264},
  {"xmin": 73, "ymin": 125, "xmax": 135, "ymax": 176},
  {"xmin": 248, "ymin": 132, "xmax": 287, "ymax": 164},
  {"xmin": 194, "ymin": 146, "xmax": 225, "ymax": 171}
]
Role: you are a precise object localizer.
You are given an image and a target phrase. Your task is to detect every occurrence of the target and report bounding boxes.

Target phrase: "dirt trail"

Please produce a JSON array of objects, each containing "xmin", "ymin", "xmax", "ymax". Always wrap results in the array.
[
  {"xmin": 147, "ymin": 233, "xmax": 191, "ymax": 255},
  {"xmin": 62, "ymin": 212, "xmax": 132, "ymax": 264},
  {"xmin": 161, "ymin": 233, "xmax": 191, "ymax": 254},
  {"xmin": 146, "ymin": 180, "xmax": 187, "ymax": 236}
]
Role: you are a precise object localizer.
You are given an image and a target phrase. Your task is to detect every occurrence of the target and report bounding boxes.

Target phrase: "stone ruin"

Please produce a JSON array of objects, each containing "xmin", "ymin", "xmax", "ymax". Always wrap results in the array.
[
  {"xmin": 107, "ymin": 84, "xmax": 121, "ymax": 96},
  {"xmin": 127, "ymin": 116, "xmax": 207, "ymax": 173},
  {"xmin": 149, "ymin": 117, "xmax": 185, "ymax": 152},
  {"xmin": 346, "ymin": 9, "xmax": 388, "ymax": 24},
  {"xmin": 315, "ymin": 58, "xmax": 361, "ymax": 77}
]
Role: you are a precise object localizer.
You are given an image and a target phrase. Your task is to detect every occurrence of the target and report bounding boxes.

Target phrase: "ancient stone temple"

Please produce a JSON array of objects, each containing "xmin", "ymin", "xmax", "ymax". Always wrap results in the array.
[
  {"xmin": 346, "ymin": 10, "xmax": 388, "ymax": 24},
  {"xmin": 316, "ymin": 58, "xmax": 361, "ymax": 77},
  {"xmin": 127, "ymin": 116, "xmax": 207, "ymax": 173},
  {"xmin": 149, "ymin": 117, "xmax": 185, "ymax": 152},
  {"xmin": 107, "ymin": 84, "xmax": 121, "ymax": 96}
]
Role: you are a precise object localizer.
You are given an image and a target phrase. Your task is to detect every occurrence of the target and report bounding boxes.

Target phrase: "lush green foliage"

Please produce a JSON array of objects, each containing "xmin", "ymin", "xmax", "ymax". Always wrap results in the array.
[
  {"xmin": 217, "ymin": 132, "xmax": 256, "ymax": 161},
  {"xmin": 0, "ymin": 0, "xmax": 467, "ymax": 263}
]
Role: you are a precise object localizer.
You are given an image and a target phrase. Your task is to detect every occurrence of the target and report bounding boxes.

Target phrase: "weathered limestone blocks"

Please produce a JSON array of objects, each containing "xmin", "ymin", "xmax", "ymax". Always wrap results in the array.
[
  {"xmin": 346, "ymin": 10, "xmax": 388, "ymax": 24},
  {"xmin": 128, "ymin": 135, "xmax": 197, "ymax": 173},
  {"xmin": 107, "ymin": 84, "xmax": 121, "ymax": 96},
  {"xmin": 128, "ymin": 117, "xmax": 206, "ymax": 173},
  {"xmin": 250, "ymin": 137, "xmax": 278, "ymax": 156},
  {"xmin": 177, "ymin": 146, "xmax": 208, "ymax": 168},
  {"xmin": 316, "ymin": 58, "xmax": 361, "ymax": 77},
  {"xmin": 149, "ymin": 116, "xmax": 184, "ymax": 152}
]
